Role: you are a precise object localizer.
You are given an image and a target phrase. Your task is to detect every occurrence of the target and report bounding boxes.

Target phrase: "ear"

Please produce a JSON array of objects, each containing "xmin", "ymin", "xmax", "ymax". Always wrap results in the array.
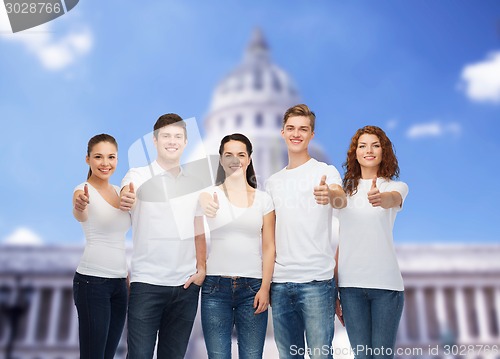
[
  {"xmin": 280, "ymin": 129, "xmax": 285, "ymax": 139},
  {"xmin": 85, "ymin": 156, "xmax": 90, "ymax": 165}
]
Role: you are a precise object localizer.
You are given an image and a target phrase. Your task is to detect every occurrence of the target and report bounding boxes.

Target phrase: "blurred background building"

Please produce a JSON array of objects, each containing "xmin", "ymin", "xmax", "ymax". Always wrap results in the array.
[{"xmin": 1, "ymin": 30, "xmax": 499, "ymax": 359}]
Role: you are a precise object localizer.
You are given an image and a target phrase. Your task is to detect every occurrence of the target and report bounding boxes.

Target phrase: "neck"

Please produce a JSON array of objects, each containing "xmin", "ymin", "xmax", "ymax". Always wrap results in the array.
[
  {"xmin": 287, "ymin": 151, "xmax": 311, "ymax": 170},
  {"xmin": 360, "ymin": 167, "xmax": 378, "ymax": 179},
  {"xmin": 157, "ymin": 158, "xmax": 181, "ymax": 176},
  {"xmin": 87, "ymin": 175, "xmax": 109, "ymax": 190},
  {"xmin": 223, "ymin": 174, "xmax": 250, "ymax": 191}
]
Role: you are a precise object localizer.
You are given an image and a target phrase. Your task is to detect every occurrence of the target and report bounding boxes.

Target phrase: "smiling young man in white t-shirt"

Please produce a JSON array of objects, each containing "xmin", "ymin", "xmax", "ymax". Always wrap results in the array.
[
  {"xmin": 119, "ymin": 114, "xmax": 207, "ymax": 359},
  {"xmin": 265, "ymin": 104, "xmax": 346, "ymax": 359}
]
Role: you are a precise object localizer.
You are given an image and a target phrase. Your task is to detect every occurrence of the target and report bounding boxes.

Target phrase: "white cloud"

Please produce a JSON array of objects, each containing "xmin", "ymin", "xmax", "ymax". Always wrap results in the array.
[
  {"xmin": 3, "ymin": 227, "xmax": 44, "ymax": 246},
  {"xmin": 406, "ymin": 121, "xmax": 461, "ymax": 139},
  {"xmin": 0, "ymin": 5, "xmax": 92, "ymax": 71},
  {"xmin": 460, "ymin": 51, "xmax": 500, "ymax": 103}
]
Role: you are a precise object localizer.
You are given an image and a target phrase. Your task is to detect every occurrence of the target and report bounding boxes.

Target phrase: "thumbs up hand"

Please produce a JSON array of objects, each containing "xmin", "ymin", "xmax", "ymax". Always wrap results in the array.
[
  {"xmin": 313, "ymin": 175, "xmax": 330, "ymax": 205},
  {"xmin": 120, "ymin": 182, "xmax": 136, "ymax": 211},
  {"xmin": 74, "ymin": 184, "xmax": 90, "ymax": 212},
  {"xmin": 200, "ymin": 191, "xmax": 220, "ymax": 218},
  {"xmin": 367, "ymin": 178, "xmax": 382, "ymax": 207}
]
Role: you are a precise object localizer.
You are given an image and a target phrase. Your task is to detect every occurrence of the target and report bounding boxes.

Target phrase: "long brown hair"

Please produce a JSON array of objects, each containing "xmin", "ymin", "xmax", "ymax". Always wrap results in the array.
[
  {"xmin": 342, "ymin": 126, "xmax": 399, "ymax": 196},
  {"xmin": 86, "ymin": 134, "xmax": 118, "ymax": 180}
]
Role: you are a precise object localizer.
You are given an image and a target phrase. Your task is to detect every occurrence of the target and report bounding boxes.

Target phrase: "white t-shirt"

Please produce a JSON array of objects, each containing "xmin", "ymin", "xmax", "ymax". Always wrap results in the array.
[
  {"xmin": 265, "ymin": 158, "xmax": 342, "ymax": 283},
  {"xmin": 74, "ymin": 183, "xmax": 130, "ymax": 278},
  {"xmin": 122, "ymin": 161, "xmax": 203, "ymax": 286},
  {"xmin": 338, "ymin": 178, "xmax": 409, "ymax": 291},
  {"xmin": 204, "ymin": 187, "xmax": 274, "ymax": 278}
]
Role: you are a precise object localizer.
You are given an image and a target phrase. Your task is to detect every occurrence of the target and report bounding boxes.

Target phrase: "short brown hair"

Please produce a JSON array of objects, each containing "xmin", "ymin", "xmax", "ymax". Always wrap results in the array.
[
  {"xmin": 153, "ymin": 113, "xmax": 187, "ymax": 139},
  {"xmin": 282, "ymin": 104, "xmax": 316, "ymax": 132}
]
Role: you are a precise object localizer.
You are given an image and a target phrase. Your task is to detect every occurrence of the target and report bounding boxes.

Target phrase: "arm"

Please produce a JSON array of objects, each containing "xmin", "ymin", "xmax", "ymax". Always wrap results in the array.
[
  {"xmin": 314, "ymin": 175, "xmax": 347, "ymax": 209},
  {"xmin": 334, "ymin": 246, "xmax": 345, "ymax": 326},
  {"xmin": 72, "ymin": 185, "xmax": 89, "ymax": 222},
  {"xmin": 367, "ymin": 179, "xmax": 403, "ymax": 209},
  {"xmin": 184, "ymin": 215, "xmax": 207, "ymax": 288},
  {"xmin": 254, "ymin": 210, "xmax": 276, "ymax": 314},
  {"xmin": 328, "ymin": 183, "xmax": 347, "ymax": 209}
]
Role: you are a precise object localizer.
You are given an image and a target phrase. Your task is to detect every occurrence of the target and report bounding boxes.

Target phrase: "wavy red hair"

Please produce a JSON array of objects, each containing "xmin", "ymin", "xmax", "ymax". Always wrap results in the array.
[{"xmin": 342, "ymin": 126, "xmax": 400, "ymax": 196}]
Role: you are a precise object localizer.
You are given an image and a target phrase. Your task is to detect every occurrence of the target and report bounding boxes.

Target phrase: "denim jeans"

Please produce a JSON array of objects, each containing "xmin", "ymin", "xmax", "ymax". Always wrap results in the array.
[
  {"xmin": 127, "ymin": 281, "xmax": 200, "ymax": 359},
  {"xmin": 271, "ymin": 279, "xmax": 336, "ymax": 359},
  {"xmin": 201, "ymin": 276, "xmax": 268, "ymax": 359},
  {"xmin": 339, "ymin": 288, "xmax": 404, "ymax": 359},
  {"xmin": 72, "ymin": 272, "xmax": 128, "ymax": 359}
]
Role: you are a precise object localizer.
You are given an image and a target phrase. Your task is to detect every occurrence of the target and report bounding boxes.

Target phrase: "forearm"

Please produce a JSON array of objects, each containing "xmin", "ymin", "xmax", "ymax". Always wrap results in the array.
[
  {"xmin": 72, "ymin": 208, "xmax": 88, "ymax": 222},
  {"xmin": 329, "ymin": 184, "xmax": 347, "ymax": 209},
  {"xmin": 194, "ymin": 217, "xmax": 207, "ymax": 273},
  {"xmin": 261, "ymin": 244, "xmax": 275, "ymax": 290},
  {"xmin": 380, "ymin": 191, "xmax": 403, "ymax": 209}
]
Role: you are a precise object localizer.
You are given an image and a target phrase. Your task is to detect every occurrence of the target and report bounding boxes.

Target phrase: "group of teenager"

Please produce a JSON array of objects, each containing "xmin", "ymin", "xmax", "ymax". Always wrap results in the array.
[{"xmin": 72, "ymin": 104, "xmax": 408, "ymax": 359}]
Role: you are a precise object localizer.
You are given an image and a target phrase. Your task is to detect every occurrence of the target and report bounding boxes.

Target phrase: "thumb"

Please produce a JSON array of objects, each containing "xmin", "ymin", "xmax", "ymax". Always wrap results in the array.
[
  {"xmin": 129, "ymin": 182, "xmax": 135, "ymax": 194},
  {"xmin": 319, "ymin": 175, "xmax": 327, "ymax": 186},
  {"xmin": 371, "ymin": 178, "xmax": 377, "ymax": 190},
  {"xmin": 84, "ymin": 184, "xmax": 89, "ymax": 197},
  {"xmin": 213, "ymin": 192, "xmax": 219, "ymax": 205}
]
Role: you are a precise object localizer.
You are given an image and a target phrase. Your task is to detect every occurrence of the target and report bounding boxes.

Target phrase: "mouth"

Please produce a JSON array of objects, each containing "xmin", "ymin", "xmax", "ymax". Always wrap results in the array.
[
  {"xmin": 99, "ymin": 168, "xmax": 111, "ymax": 174},
  {"xmin": 290, "ymin": 139, "xmax": 302, "ymax": 144},
  {"xmin": 165, "ymin": 147, "xmax": 178, "ymax": 152},
  {"xmin": 364, "ymin": 156, "xmax": 376, "ymax": 160}
]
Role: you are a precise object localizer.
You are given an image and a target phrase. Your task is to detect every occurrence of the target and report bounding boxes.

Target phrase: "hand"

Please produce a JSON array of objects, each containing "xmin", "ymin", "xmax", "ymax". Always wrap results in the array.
[
  {"xmin": 74, "ymin": 184, "xmax": 90, "ymax": 212},
  {"xmin": 336, "ymin": 298, "xmax": 344, "ymax": 326},
  {"xmin": 120, "ymin": 182, "xmax": 136, "ymax": 211},
  {"xmin": 313, "ymin": 175, "xmax": 330, "ymax": 205},
  {"xmin": 183, "ymin": 269, "xmax": 206, "ymax": 289},
  {"xmin": 253, "ymin": 288, "xmax": 270, "ymax": 314},
  {"xmin": 201, "ymin": 192, "xmax": 219, "ymax": 218},
  {"xmin": 367, "ymin": 178, "xmax": 382, "ymax": 207}
]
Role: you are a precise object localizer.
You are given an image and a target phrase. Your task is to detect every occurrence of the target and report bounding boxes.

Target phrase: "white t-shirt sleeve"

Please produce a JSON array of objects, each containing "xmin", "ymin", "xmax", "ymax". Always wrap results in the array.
[
  {"xmin": 261, "ymin": 191, "xmax": 274, "ymax": 216},
  {"xmin": 326, "ymin": 165, "xmax": 342, "ymax": 186},
  {"xmin": 74, "ymin": 183, "xmax": 86, "ymax": 193}
]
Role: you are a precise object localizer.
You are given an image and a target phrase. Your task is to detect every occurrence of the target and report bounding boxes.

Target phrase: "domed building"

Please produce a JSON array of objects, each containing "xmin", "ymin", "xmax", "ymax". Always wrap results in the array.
[{"xmin": 200, "ymin": 28, "xmax": 327, "ymax": 184}]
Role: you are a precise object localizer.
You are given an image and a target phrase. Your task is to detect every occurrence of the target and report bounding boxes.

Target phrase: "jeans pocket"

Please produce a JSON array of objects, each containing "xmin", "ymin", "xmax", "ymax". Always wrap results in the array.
[
  {"xmin": 202, "ymin": 282, "xmax": 217, "ymax": 295},
  {"xmin": 246, "ymin": 279, "xmax": 262, "ymax": 294}
]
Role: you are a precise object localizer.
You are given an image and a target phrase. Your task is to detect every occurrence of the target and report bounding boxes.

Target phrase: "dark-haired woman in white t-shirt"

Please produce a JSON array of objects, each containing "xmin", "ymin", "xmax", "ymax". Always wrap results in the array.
[
  {"xmin": 72, "ymin": 134, "xmax": 131, "ymax": 359},
  {"xmin": 336, "ymin": 126, "xmax": 408, "ymax": 359},
  {"xmin": 198, "ymin": 133, "xmax": 275, "ymax": 359}
]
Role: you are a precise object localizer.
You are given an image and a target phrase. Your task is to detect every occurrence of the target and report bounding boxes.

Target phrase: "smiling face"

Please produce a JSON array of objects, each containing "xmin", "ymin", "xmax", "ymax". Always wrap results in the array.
[
  {"xmin": 220, "ymin": 140, "xmax": 251, "ymax": 180},
  {"xmin": 153, "ymin": 124, "xmax": 187, "ymax": 164},
  {"xmin": 281, "ymin": 115, "xmax": 314, "ymax": 154},
  {"xmin": 86, "ymin": 141, "xmax": 117, "ymax": 182},
  {"xmin": 356, "ymin": 133, "xmax": 382, "ymax": 171}
]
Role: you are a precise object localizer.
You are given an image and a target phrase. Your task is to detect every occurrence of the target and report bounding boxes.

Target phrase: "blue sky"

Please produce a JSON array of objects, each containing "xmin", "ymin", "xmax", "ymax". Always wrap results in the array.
[{"xmin": 0, "ymin": 1, "xmax": 499, "ymax": 245}]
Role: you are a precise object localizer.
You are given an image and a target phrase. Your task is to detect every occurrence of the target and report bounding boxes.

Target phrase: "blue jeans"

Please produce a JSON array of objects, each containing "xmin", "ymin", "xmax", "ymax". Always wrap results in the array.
[
  {"xmin": 72, "ymin": 272, "xmax": 128, "ymax": 359},
  {"xmin": 127, "ymin": 281, "xmax": 200, "ymax": 359},
  {"xmin": 339, "ymin": 288, "xmax": 404, "ymax": 359},
  {"xmin": 201, "ymin": 276, "xmax": 268, "ymax": 359},
  {"xmin": 271, "ymin": 279, "xmax": 336, "ymax": 359}
]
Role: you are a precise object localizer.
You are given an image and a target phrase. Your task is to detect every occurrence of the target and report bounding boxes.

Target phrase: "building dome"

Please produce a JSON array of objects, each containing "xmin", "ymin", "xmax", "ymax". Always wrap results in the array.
[
  {"xmin": 198, "ymin": 29, "xmax": 328, "ymax": 185},
  {"xmin": 204, "ymin": 29, "xmax": 300, "ymax": 136}
]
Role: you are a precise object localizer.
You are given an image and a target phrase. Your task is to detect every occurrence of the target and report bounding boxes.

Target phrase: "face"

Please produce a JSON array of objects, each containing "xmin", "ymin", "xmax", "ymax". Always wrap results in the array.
[
  {"xmin": 154, "ymin": 125, "xmax": 187, "ymax": 163},
  {"xmin": 281, "ymin": 115, "xmax": 314, "ymax": 153},
  {"xmin": 86, "ymin": 141, "xmax": 118, "ymax": 181},
  {"xmin": 356, "ymin": 133, "xmax": 382, "ymax": 170},
  {"xmin": 220, "ymin": 140, "xmax": 251, "ymax": 180}
]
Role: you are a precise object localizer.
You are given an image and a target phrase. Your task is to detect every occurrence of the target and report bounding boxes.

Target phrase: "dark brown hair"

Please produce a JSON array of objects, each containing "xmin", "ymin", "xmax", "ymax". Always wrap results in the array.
[
  {"xmin": 342, "ymin": 126, "xmax": 399, "ymax": 196},
  {"xmin": 153, "ymin": 113, "xmax": 187, "ymax": 139}
]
